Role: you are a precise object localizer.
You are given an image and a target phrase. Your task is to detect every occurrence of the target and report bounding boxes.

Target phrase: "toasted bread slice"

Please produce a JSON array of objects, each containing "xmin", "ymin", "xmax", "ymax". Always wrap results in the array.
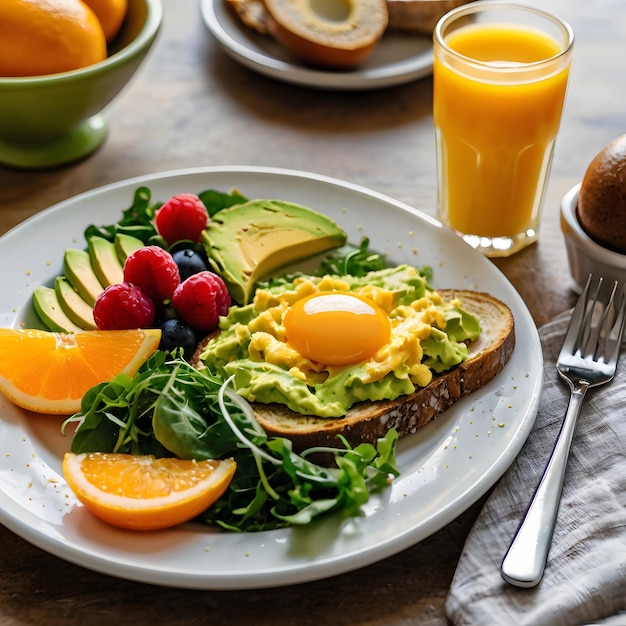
[
  {"xmin": 192, "ymin": 290, "xmax": 515, "ymax": 451},
  {"xmin": 251, "ymin": 290, "xmax": 514, "ymax": 449}
]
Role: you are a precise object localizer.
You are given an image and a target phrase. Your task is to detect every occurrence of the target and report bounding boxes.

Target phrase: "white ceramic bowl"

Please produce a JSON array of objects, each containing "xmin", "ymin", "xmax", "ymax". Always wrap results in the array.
[{"xmin": 560, "ymin": 183, "xmax": 626, "ymax": 293}]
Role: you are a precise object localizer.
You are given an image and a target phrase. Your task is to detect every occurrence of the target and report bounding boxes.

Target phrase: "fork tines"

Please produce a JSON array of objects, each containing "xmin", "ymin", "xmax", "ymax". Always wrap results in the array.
[{"xmin": 565, "ymin": 275, "xmax": 626, "ymax": 364}]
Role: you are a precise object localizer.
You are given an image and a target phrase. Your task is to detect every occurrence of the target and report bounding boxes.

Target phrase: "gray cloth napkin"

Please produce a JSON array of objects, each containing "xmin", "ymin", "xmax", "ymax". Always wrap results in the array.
[{"xmin": 445, "ymin": 310, "xmax": 626, "ymax": 626}]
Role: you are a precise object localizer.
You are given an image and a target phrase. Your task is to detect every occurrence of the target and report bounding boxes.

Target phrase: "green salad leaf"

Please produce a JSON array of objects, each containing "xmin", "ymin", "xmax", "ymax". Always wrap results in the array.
[
  {"xmin": 198, "ymin": 188, "xmax": 248, "ymax": 217},
  {"xmin": 63, "ymin": 352, "xmax": 399, "ymax": 532},
  {"xmin": 314, "ymin": 236, "xmax": 431, "ymax": 284},
  {"xmin": 317, "ymin": 237, "xmax": 389, "ymax": 276},
  {"xmin": 82, "ymin": 186, "xmax": 250, "ymax": 245},
  {"xmin": 84, "ymin": 186, "xmax": 162, "ymax": 244}
]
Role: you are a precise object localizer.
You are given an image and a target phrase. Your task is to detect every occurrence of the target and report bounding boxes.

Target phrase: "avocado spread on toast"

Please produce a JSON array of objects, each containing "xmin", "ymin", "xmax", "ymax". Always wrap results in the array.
[{"xmin": 198, "ymin": 265, "xmax": 481, "ymax": 418}]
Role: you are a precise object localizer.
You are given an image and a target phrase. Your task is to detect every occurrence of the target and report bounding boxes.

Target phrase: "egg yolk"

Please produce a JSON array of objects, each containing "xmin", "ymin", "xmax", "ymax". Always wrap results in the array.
[{"xmin": 283, "ymin": 292, "xmax": 391, "ymax": 367}]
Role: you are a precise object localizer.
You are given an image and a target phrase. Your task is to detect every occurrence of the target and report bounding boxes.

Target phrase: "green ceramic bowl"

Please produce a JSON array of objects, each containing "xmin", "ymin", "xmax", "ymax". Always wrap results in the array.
[{"xmin": 0, "ymin": 0, "xmax": 162, "ymax": 169}]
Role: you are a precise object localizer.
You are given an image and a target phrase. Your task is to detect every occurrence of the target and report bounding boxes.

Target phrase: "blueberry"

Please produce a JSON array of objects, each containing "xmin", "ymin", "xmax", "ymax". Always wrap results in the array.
[
  {"xmin": 158, "ymin": 318, "xmax": 198, "ymax": 360},
  {"xmin": 171, "ymin": 247, "xmax": 209, "ymax": 281},
  {"xmin": 154, "ymin": 303, "xmax": 178, "ymax": 326}
]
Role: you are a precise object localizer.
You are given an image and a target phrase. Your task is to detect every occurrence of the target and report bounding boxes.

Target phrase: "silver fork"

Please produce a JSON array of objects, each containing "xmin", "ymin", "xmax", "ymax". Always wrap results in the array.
[{"xmin": 500, "ymin": 275, "xmax": 626, "ymax": 588}]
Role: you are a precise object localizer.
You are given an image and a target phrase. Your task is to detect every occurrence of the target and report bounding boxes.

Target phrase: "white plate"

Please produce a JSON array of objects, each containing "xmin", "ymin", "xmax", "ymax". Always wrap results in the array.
[
  {"xmin": 0, "ymin": 166, "xmax": 542, "ymax": 590},
  {"xmin": 200, "ymin": 0, "xmax": 434, "ymax": 90}
]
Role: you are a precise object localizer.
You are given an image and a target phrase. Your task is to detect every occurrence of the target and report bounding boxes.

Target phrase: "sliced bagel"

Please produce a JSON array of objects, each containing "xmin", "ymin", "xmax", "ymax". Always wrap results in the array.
[{"xmin": 262, "ymin": 0, "xmax": 389, "ymax": 69}]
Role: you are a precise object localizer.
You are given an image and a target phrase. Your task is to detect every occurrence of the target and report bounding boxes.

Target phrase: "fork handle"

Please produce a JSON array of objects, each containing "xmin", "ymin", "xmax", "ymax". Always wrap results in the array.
[{"xmin": 500, "ymin": 384, "xmax": 588, "ymax": 588}]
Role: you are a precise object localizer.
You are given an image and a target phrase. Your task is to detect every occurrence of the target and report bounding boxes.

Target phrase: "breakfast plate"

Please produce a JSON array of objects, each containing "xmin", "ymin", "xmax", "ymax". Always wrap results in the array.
[
  {"xmin": 0, "ymin": 166, "xmax": 542, "ymax": 590},
  {"xmin": 200, "ymin": 0, "xmax": 434, "ymax": 90}
]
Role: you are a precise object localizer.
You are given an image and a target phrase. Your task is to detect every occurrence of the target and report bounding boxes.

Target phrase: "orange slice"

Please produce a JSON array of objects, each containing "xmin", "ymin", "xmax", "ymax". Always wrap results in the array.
[
  {"xmin": 63, "ymin": 453, "xmax": 237, "ymax": 530},
  {"xmin": 0, "ymin": 328, "xmax": 161, "ymax": 414}
]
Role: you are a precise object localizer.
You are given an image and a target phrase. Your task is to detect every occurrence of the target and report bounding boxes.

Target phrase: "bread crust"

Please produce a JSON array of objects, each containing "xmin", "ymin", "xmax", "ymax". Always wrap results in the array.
[
  {"xmin": 192, "ymin": 289, "xmax": 515, "ymax": 451},
  {"xmin": 262, "ymin": 0, "xmax": 389, "ymax": 70},
  {"xmin": 386, "ymin": 0, "xmax": 473, "ymax": 35}
]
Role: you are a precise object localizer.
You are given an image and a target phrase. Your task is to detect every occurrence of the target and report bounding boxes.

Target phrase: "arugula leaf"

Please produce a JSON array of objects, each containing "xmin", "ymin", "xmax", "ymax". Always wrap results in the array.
[
  {"xmin": 63, "ymin": 354, "xmax": 400, "ymax": 533},
  {"xmin": 84, "ymin": 186, "xmax": 162, "ymax": 244},
  {"xmin": 317, "ymin": 237, "xmax": 389, "ymax": 276},
  {"xmin": 152, "ymin": 363, "xmax": 240, "ymax": 459},
  {"xmin": 258, "ymin": 237, "xmax": 392, "ymax": 293},
  {"xmin": 82, "ymin": 186, "xmax": 250, "ymax": 244},
  {"xmin": 316, "ymin": 237, "xmax": 434, "ymax": 285},
  {"xmin": 65, "ymin": 352, "xmax": 173, "ymax": 457},
  {"xmin": 198, "ymin": 188, "xmax": 248, "ymax": 217}
]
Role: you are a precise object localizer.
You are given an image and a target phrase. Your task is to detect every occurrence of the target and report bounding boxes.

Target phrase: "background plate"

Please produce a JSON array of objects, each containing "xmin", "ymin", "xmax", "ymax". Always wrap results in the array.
[
  {"xmin": 201, "ymin": 0, "xmax": 434, "ymax": 90},
  {"xmin": 0, "ymin": 166, "xmax": 542, "ymax": 589}
]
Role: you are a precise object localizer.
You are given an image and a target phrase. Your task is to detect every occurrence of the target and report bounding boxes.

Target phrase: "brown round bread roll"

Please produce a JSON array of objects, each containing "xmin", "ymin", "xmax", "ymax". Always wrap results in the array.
[{"xmin": 577, "ymin": 134, "xmax": 626, "ymax": 254}]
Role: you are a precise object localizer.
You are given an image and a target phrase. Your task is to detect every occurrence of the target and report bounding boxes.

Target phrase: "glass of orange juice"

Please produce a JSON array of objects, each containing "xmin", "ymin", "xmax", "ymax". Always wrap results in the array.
[{"xmin": 433, "ymin": 2, "xmax": 574, "ymax": 257}]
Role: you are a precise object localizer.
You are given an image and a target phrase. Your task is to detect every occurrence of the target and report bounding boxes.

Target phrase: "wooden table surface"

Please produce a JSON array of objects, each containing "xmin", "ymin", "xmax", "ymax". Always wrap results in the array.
[{"xmin": 0, "ymin": 1, "xmax": 624, "ymax": 624}]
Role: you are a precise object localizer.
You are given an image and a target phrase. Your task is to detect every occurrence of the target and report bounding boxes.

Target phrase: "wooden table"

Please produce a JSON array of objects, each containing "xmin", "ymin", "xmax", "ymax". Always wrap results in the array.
[{"xmin": 0, "ymin": 1, "xmax": 623, "ymax": 624}]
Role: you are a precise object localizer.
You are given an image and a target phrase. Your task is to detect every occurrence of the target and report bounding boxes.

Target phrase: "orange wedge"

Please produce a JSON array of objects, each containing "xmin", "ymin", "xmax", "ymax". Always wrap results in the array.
[
  {"xmin": 0, "ymin": 328, "xmax": 161, "ymax": 414},
  {"xmin": 63, "ymin": 452, "xmax": 236, "ymax": 530}
]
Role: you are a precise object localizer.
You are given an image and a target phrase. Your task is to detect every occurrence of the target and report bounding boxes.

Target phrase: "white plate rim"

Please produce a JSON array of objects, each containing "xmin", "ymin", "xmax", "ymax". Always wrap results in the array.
[
  {"xmin": 200, "ymin": 0, "xmax": 435, "ymax": 90},
  {"xmin": 0, "ymin": 165, "xmax": 543, "ymax": 589}
]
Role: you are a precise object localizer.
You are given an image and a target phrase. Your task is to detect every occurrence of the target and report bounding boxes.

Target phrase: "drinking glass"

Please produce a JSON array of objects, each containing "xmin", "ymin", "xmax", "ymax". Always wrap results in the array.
[{"xmin": 433, "ymin": 2, "xmax": 574, "ymax": 257}]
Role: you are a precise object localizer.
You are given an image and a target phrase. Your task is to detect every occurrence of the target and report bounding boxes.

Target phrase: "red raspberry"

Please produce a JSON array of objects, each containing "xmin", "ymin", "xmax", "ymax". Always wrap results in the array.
[
  {"xmin": 123, "ymin": 246, "xmax": 181, "ymax": 303},
  {"xmin": 154, "ymin": 193, "xmax": 209, "ymax": 246},
  {"xmin": 93, "ymin": 282, "xmax": 155, "ymax": 330},
  {"xmin": 171, "ymin": 272, "xmax": 231, "ymax": 331}
]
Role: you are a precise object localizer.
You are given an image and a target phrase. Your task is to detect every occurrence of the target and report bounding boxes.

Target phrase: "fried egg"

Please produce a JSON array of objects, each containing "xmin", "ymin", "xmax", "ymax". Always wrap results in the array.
[
  {"xmin": 283, "ymin": 292, "xmax": 391, "ymax": 366},
  {"xmin": 243, "ymin": 275, "xmax": 436, "ymax": 388}
]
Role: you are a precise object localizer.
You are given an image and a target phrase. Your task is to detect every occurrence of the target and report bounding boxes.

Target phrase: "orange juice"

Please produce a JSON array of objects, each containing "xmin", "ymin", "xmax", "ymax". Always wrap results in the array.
[{"xmin": 433, "ymin": 13, "xmax": 573, "ymax": 255}]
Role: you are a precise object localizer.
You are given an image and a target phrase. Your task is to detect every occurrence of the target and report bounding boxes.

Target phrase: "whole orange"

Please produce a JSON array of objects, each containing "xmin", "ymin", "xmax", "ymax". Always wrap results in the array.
[
  {"xmin": 81, "ymin": 0, "xmax": 128, "ymax": 42},
  {"xmin": 0, "ymin": 0, "xmax": 107, "ymax": 77}
]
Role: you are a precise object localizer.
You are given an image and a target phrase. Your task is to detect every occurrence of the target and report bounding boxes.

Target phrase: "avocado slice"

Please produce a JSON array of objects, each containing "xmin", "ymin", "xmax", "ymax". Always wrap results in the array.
[
  {"xmin": 114, "ymin": 233, "xmax": 144, "ymax": 265},
  {"xmin": 88, "ymin": 236, "xmax": 125, "ymax": 287},
  {"xmin": 55, "ymin": 276, "xmax": 97, "ymax": 330},
  {"xmin": 64, "ymin": 248, "xmax": 105, "ymax": 307},
  {"xmin": 32, "ymin": 286, "xmax": 83, "ymax": 333},
  {"xmin": 202, "ymin": 199, "xmax": 347, "ymax": 304}
]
